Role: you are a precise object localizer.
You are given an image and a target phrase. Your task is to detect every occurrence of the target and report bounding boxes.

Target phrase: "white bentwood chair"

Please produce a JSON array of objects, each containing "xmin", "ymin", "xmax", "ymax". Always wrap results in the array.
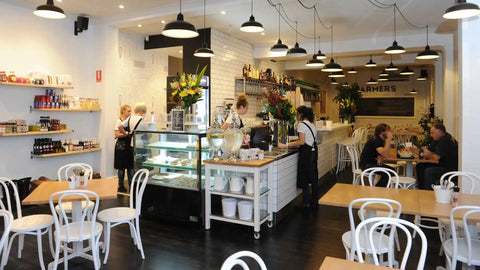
[
  {"xmin": 49, "ymin": 190, "xmax": 102, "ymax": 270},
  {"xmin": 342, "ymin": 198, "xmax": 402, "ymax": 266},
  {"xmin": 221, "ymin": 250, "xmax": 267, "ymax": 270},
  {"xmin": 0, "ymin": 177, "xmax": 54, "ymax": 270},
  {"xmin": 98, "ymin": 168, "xmax": 149, "ymax": 264},
  {"xmin": 346, "ymin": 145, "xmax": 364, "ymax": 185},
  {"xmin": 0, "ymin": 210, "xmax": 13, "ymax": 267},
  {"xmin": 442, "ymin": 206, "xmax": 480, "ymax": 270},
  {"xmin": 354, "ymin": 217, "xmax": 428, "ymax": 270}
]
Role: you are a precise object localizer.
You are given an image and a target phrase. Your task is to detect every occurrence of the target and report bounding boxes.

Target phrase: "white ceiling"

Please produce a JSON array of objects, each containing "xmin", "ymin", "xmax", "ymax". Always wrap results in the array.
[{"xmin": 8, "ymin": 0, "xmax": 458, "ymax": 52}]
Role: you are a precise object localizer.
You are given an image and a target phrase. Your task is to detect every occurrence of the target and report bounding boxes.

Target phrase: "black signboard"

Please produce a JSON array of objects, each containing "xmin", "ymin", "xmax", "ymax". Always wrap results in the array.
[
  {"xmin": 357, "ymin": 97, "xmax": 415, "ymax": 116},
  {"xmin": 171, "ymin": 109, "xmax": 185, "ymax": 131}
]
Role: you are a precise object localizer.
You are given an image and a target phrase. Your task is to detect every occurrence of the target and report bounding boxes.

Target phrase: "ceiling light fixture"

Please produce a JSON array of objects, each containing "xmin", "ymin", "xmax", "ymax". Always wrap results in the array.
[
  {"xmin": 416, "ymin": 25, "xmax": 440, "ymax": 60},
  {"xmin": 270, "ymin": 4, "xmax": 288, "ymax": 56},
  {"xmin": 118, "ymin": 4, "xmax": 125, "ymax": 9},
  {"xmin": 367, "ymin": 78, "xmax": 378, "ymax": 84},
  {"xmin": 287, "ymin": 21, "xmax": 307, "ymax": 57},
  {"xmin": 343, "ymin": 81, "xmax": 350, "ymax": 87},
  {"xmin": 162, "ymin": 0, "xmax": 199, "ymax": 38},
  {"xmin": 34, "ymin": 0, "xmax": 66, "ymax": 19},
  {"xmin": 365, "ymin": 54, "xmax": 377, "ymax": 67},
  {"xmin": 240, "ymin": 0, "xmax": 264, "ymax": 32},
  {"xmin": 331, "ymin": 78, "xmax": 339, "ymax": 85},
  {"xmin": 400, "ymin": 66, "xmax": 415, "ymax": 75},
  {"xmin": 385, "ymin": 56, "xmax": 399, "ymax": 71},
  {"xmin": 379, "ymin": 70, "xmax": 389, "ymax": 77},
  {"xmin": 409, "ymin": 89, "xmax": 418, "ymax": 94},
  {"xmin": 443, "ymin": 0, "xmax": 480, "ymax": 19},
  {"xmin": 385, "ymin": 4, "xmax": 405, "ymax": 54},
  {"xmin": 378, "ymin": 77, "xmax": 389, "ymax": 82},
  {"xmin": 417, "ymin": 69, "xmax": 428, "ymax": 80},
  {"xmin": 322, "ymin": 26, "xmax": 342, "ymax": 72},
  {"xmin": 328, "ymin": 71, "xmax": 345, "ymax": 78},
  {"xmin": 194, "ymin": 0, "xmax": 214, "ymax": 57},
  {"xmin": 306, "ymin": 7, "xmax": 324, "ymax": 67},
  {"xmin": 315, "ymin": 25, "xmax": 326, "ymax": 59},
  {"xmin": 347, "ymin": 68, "xmax": 357, "ymax": 74}
]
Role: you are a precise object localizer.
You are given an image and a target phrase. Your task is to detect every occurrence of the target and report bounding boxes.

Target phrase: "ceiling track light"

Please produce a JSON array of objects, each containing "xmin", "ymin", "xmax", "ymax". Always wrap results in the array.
[
  {"xmin": 287, "ymin": 22, "xmax": 307, "ymax": 57},
  {"xmin": 240, "ymin": 0, "xmax": 264, "ymax": 32},
  {"xmin": 385, "ymin": 4, "xmax": 405, "ymax": 54},
  {"xmin": 270, "ymin": 5, "xmax": 288, "ymax": 55},
  {"xmin": 416, "ymin": 25, "xmax": 439, "ymax": 60},
  {"xmin": 34, "ymin": 0, "xmax": 66, "ymax": 19},
  {"xmin": 162, "ymin": 0, "xmax": 199, "ymax": 38},
  {"xmin": 322, "ymin": 26, "xmax": 342, "ymax": 72},
  {"xmin": 400, "ymin": 66, "xmax": 415, "ymax": 75},
  {"xmin": 365, "ymin": 54, "xmax": 377, "ymax": 67},
  {"xmin": 306, "ymin": 7, "xmax": 324, "ymax": 67},
  {"xmin": 347, "ymin": 68, "xmax": 357, "ymax": 74},
  {"xmin": 443, "ymin": 0, "xmax": 480, "ymax": 19},
  {"xmin": 194, "ymin": 0, "xmax": 214, "ymax": 57}
]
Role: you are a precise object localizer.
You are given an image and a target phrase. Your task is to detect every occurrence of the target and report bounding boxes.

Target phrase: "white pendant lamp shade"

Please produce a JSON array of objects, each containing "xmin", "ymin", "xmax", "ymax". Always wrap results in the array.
[
  {"xmin": 241, "ymin": 0, "xmax": 263, "ymax": 32},
  {"xmin": 34, "ymin": 0, "xmax": 66, "ymax": 19},
  {"xmin": 322, "ymin": 59, "xmax": 343, "ymax": 72},
  {"xmin": 443, "ymin": 0, "xmax": 480, "ymax": 19},
  {"xmin": 162, "ymin": 12, "xmax": 199, "ymax": 38},
  {"xmin": 287, "ymin": 42, "xmax": 307, "ymax": 57}
]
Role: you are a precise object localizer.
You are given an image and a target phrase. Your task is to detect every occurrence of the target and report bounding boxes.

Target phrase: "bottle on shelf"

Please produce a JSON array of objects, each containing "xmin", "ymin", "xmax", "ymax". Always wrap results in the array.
[
  {"xmin": 0, "ymin": 71, "xmax": 7, "ymax": 82},
  {"xmin": 247, "ymin": 65, "xmax": 252, "ymax": 78},
  {"xmin": 68, "ymin": 139, "xmax": 73, "ymax": 152},
  {"xmin": 63, "ymin": 139, "xmax": 69, "ymax": 152},
  {"xmin": 7, "ymin": 71, "xmax": 16, "ymax": 83},
  {"xmin": 242, "ymin": 64, "xmax": 247, "ymax": 77}
]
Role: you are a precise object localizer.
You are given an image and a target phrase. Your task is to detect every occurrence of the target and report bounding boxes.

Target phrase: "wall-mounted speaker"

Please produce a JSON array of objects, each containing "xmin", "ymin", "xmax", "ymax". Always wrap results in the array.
[{"xmin": 74, "ymin": 16, "xmax": 89, "ymax": 36}]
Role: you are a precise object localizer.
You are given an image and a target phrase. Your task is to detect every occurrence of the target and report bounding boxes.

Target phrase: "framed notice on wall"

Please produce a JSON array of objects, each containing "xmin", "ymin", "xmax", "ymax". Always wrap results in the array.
[
  {"xmin": 171, "ymin": 108, "xmax": 185, "ymax": 131},
  {"xmin": 357, "ymin": 97, "xmax": 415, "ymax": 116}
]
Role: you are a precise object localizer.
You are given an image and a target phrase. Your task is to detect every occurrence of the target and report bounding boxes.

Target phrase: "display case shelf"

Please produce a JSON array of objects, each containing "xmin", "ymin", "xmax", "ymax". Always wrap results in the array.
[
  {"xmin": 142, "ymin": 162, "xmax": 204, "ymax": 172},
  {"xmin": 144, "ymin": 141, "xmax": 211, "ymax": 153},
  {"xmin": 0, "ymin": 129, "xmax": 74, "ymax": 137},
  {"xmin": 0, "ymin": 82, "xmax": 73, "ymax": 89},
  {"xmin": 31, "ymin": 148, "xmax": 101, "ymax": 158},
  {"xmin": 146, "ymin": 178, "xmax": 198, "ymax": 191}
]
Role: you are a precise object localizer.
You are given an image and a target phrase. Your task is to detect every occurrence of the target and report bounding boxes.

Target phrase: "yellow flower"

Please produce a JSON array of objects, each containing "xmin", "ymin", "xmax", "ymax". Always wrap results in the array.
[
  {"xmin": 180, "ymin": 82, "xmax": 186, "ymax": 87},
  {"xmin": 290, "ymin": 108, "xmax": 295, "ymax": 114},
  {"xmin": 187, "ymin": 89, "xmax": 195, "ymax": 95},
  {"xmin": 172, "ymin": 90, "xmax": 178, "ymax": 96},
  {"xmin": 179, "ymin": 91, "xmax": 187, "ymax": 97}
]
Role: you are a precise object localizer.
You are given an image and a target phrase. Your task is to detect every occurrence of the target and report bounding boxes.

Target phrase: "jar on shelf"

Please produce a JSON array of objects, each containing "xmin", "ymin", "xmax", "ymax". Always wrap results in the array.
[
  {"xmin": 0, "ymin": 71, "xmax": 7, "ymax": 82},
  {"xmin": 7, "ymin": 71, "xmax": 16, "ymax": 83}
]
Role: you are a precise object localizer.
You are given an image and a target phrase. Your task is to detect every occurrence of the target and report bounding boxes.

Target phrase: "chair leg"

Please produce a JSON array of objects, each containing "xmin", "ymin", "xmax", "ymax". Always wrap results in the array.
[
  {"xmin": 63, "ymin": 243, "xmax": 68, "ymax": 270},
  {"xmin": 48, "ymin": 226, "xmax": 54, "ymax": 259},
  {"xmin": 4, "ymin": 232, "xmax": 20, "ymax": 267},
  {"xmin": 103, "ymin": 222, "xmax": 111, "ymax": 264},
  {"xmin": 135, "ymin": 218, "xmax": 145, "ymax": 259},
  {"xmin": 52, "ymin": 239, "xmax": 61, "ymax": 270},
  {"xmin": 17, "ymin": 234, "xmax": 24, "ymax": 258},
  {"xmin": 36, "ymin": 229, "xmax": 46, "ymax": 270},
  {"xmin": 128, "ymin": 222, "xmax": 137, "ymax": 246},
  {"xmin": 92, "ymin": 236, "xmax": 100, "ymax": 270}
]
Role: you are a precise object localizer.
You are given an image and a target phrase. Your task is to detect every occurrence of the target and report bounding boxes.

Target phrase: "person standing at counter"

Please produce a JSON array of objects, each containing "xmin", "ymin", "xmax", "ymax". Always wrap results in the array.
[
  {"xmin": 359, "ymin": 123, "xmax": 394, "ymax": 187},
  {"xmin": 222, "ymin": 93, "xmax": 248, "ymax": 130},
  {"xmin": 117, "ymin": 102, "xmax": 147, "ymax": 190},
  {"xmin": 278, "ymin": 106, "xmax": 318, "ymax": 208},
  {"xmin": 114, "ymin": 104, "xmax": 132, "ymax": 193}
]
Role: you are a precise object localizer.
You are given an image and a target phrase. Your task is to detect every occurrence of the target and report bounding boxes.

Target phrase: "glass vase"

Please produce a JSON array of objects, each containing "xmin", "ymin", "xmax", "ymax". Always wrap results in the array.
[{"xmin": 278, "ymin": 120, "xmax": 288, "ymax": 144}]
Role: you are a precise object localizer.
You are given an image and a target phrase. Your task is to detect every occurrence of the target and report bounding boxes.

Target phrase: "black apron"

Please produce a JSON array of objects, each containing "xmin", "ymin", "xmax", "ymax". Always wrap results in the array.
[
  {"xmin": 114, "ymin": 117, "xmax": 142, "ymax": 169},
  {"xmin": 297, "ymin": 122, "xmax": 318, "ymax": 187}
]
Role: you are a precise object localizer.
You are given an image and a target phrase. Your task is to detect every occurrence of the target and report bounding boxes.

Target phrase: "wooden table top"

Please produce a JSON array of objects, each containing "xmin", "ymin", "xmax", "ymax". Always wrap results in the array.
[
  {"xmin": 384, "ymin": 148, "xmax": 437, "ymax": 164},
  {"xmin": 204, "ymin": 158, "xmax": 275, "ymax": 167},
  {"xmin": 417, "ymin": 190, "xmax": 480, "ymax": 221},
  {"xmin": 22, "ymin": 178, "xmax": 118, "ymax": 205},
  {"xmin": 319, "ymin": 256, "xmax": 394, "ymax": 270},
  {"xmin": 318, "ymin": 183, "xmax": 421, "ymax": 215}
]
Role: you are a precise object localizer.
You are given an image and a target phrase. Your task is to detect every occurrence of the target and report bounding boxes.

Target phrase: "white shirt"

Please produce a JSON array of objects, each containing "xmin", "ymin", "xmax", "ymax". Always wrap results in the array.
[
  {"xmin": 297, "ymin": 120, "xmax": 316, "ymax": 147},
  {"xmin": 120, "ymin": 115, "xmax": 146, "ymax": 147}
]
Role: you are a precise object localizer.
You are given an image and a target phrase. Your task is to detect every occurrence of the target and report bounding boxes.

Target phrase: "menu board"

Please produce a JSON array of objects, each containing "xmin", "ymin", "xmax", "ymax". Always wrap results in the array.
[
  {"xmin": 357, "ymin": 98, "xmax": 415, "ymax": 116},
  {"xmin": 171, "ymin": 109, "xmax": 185, "ymax": 131}
]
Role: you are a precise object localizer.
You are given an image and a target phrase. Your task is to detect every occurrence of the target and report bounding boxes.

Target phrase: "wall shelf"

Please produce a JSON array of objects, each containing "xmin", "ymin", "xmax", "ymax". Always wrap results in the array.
[
  {"xmin": 30, "ymin": 107, "xmax": 101, "ymax": 112},
  {"xmin": 0, "ymin": 129, "xmax": 74, "ymax": 137},
  {"xmin": 0, "ymin": 82, "xmax": 73, "ymax": 89},
  {"xmin": 31, "ymin": 148, "xmax": 101, "ymax": 158}
]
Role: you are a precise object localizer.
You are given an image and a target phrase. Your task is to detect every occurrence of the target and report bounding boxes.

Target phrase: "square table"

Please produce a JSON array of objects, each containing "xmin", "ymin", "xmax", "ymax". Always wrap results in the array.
[
  {"xmin": 383, "ymin": 148, "xmax": 437, "ymax": 178},
  {"xmin": 418, "ymin": 190, "xmax": 480, "ymax": 222},
  {"xmin": 319, "ymin": 256, "xmax": 395, "ymax": 270}
]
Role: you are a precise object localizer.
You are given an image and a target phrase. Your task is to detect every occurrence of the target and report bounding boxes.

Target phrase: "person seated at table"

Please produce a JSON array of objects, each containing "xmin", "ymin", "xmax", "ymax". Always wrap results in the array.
[
  {"xmin": 410, "ymin": 123, "xmax": 458, "ymax": 190},
  {"xmin": 359, "ymin": 123, "xmax": 394, "ymax": 187}
]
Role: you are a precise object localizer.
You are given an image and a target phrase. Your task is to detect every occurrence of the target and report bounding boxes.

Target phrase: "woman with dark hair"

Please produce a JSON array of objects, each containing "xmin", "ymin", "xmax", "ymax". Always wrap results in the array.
[{"xmin": 279, "ymin": 106, "xmax": 318, "ymax": 208}]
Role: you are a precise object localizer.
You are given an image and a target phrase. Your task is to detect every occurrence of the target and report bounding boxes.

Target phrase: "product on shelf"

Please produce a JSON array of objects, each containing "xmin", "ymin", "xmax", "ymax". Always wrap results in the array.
[{"xmin": 32, "ymin": 137, "xmax": 100, "ymax": 155}]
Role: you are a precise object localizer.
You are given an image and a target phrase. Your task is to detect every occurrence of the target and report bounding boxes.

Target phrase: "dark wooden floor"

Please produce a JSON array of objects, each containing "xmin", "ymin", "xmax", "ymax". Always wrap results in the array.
[{"xmin": 8, "ymin": 169, "xmax": 451, "ymax": 270}]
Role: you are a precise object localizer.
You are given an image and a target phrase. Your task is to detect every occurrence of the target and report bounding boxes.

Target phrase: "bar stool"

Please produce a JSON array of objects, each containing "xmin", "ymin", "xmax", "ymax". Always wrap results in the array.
[{"xmin": 336, "ymin": 127, "xmax": 365, "ymax": 173}]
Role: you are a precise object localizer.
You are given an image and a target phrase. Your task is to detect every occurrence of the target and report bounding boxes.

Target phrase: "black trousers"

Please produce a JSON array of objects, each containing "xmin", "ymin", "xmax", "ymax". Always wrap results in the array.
[
  {"xmin": 361, "ymin": 163, "xmax": 395, "ymax": 187},
  {"xmin": 416, "ymin": 163, "xmax": 455, "ymax": 190}
]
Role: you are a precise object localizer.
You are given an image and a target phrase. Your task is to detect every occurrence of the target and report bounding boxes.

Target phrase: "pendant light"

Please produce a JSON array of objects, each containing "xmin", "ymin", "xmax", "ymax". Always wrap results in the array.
[
  {"xmin": 348, "ymin": 68, "xmax": 357, "ymax": 74},
  {"xmin": 385, "ymin": 5, "xmax": 405, "ymax": 54},
  {"xmin": 270, "ymin": 5, "xmax": 288, "ymax": 56},
  {"xmin": 287, "ymin": 22, "xmax": 307, "ymax": 57},
  {"xmin": 379, "ymin": 70, "xmax": 389, "ymax": 77},
  {"xmin": 416, "ymin": 25, "xmax": 439, "ymax": 60},
  {"xmin": 322, "ymin": 26, "xmax": 342, "ymax": 72},
  {"xmin": 443, "ymin": 0, "xmax": 480, "ymax": 19},
  {"xmin": 240, "ymin": 0, "xmax": 264, "ymax": 32},
  {"xmin": 342, "ymin": 81, "xmax": 350, "ymax": 87},
  {"xmin": 409, "ymin": 89, "xmax": 418, "ymax": 94},
  {"xmin": 378, "ymin": 77, "xmax": 389, "ymax": 82},
  {"xmin": 400, "ymin": 66, "xmax": 414, "ymax": 75},
  {"xmin": 328, "ymin": 71, "xmax": 345, "ymax": 78},
  {"xmin": 34, "ymin": 0, "xmax": 66, "ymax": 19},
  {"xmin": 162, "ymin": 0, "xmax": 199, "ymax": 38},
  {"xmin": 385, "ymin": 56, "xmax": 399, "ymax": 71},
  {"xmin": 417, "ymin": 69, "xmax": 428, "ymax": 80},
  {"xmin": 365, "ymin": 54, "xmax": 377, "ymax": 67},
  {"xmin": 194, "ymin": 0, "xmax": 214, "ymax": 57},
  {"xmin": 366, "ymin": 69, "xmax": 378, "ymax": 84},
  {"xmin": 316, "ymin": 31, "xmax": 327, "ymax": 59},
  {"xmin": 306, "ymin": 7, "xmax": 324, "ymax": 67},
  {"xmin": 331, "ymin": 78, "xmax": 339, "ymax": 85}
]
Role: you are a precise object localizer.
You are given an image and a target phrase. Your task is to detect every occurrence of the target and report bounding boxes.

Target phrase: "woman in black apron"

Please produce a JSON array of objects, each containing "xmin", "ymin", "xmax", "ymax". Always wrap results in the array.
[
  {"xmin": 114, "ymin": 105, "xmax": 132, "ymax": 192},
  {"xmin": 222, "ymin": 93, "xmax": 249, "ymax": 130},
  {"xmin": 279, "ymin": 106, "xmax": 319, "ymax": 208}
]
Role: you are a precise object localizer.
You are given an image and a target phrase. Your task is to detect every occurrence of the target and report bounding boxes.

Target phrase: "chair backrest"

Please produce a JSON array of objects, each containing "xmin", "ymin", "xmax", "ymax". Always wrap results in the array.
[
  {"xmin": 0, "ymin": 209, "xmax": 13, "ymax": 254},
  {"xmin": 346, "ymin": 145, "xmax": 360, "ymax": 174},
  {"xmin": 49, "ymin": 190, "xmax": 99, "ymax": 242},
  {"xmin": 360, "ymin": 167, "xmax": 399, "ymax": 188},
  {"xmin": 0, "ymin": 177, "xmax": 22, "ymax": 219},
  {"xmin": 448, "ymin": 206, "xmax": 480, "ymax": 269},
  {"xmin": 440, "ymin": 171, "xmax": 480, "ymax": 194},
  {"xmin": 57, "ymin": 163, "xmax": 93, "ymax": 181},
  {"xmin": 129, "ymin": 169, "xmax": 149, "ymax": 215},
  {"xmin": 347, "ymin": 198, "xmax": 402, "ymax": 261},
  {"xmin": 354, "ymin": 217, "xmax": 427, "ymax": 270},
  {"xmin": 220, "ymin": 250, "xmax": 267, "ymax": 270}
]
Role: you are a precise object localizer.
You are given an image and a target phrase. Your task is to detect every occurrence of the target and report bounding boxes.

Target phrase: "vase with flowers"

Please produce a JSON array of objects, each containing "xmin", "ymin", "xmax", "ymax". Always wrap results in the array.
[{"xmin": 263, "ymin": 86, "xmax": 297, "ymax": 144}]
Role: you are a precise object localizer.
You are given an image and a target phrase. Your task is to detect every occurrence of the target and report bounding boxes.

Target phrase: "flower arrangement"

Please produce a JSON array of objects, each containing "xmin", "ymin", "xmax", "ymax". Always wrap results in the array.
[
  {"xmin": 332, "ymin": 82, "xmax": 362, "ymax": 123},
  {"xmin": 263, "ymin": 86, "xmax": 296, "ymax": 126},
  {"xmin": 170, "ymin": 65, "xmax": 207, "ymax": 109}
]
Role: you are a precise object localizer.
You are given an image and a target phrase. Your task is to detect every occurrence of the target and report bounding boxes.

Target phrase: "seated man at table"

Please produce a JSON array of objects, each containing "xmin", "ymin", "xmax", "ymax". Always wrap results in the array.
[
  {"xmin": 359, "ymin": 123, "xmax": 394, "ymax": 187},
  {"xmin": 413, "ymin": 123, "xmax": 458, "ymax": 190}
]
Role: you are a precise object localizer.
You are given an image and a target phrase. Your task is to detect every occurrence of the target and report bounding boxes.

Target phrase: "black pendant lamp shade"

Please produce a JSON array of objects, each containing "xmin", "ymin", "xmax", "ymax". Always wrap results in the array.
[
  {"xmin": 287, "ymin": 43, "xmax": 307, "ymax": 57},
  {"xmin": 306, "ymin": 7, "xmax": 323, "ymax": 67},
  {"xmin": 409, "ymin": 89, "xmax": 419, "ymax": 94},
  {"xmin": 270, "ymin": 6, "xmax": 288, "ymax": 55},
  {"xmin": 367, "ymin": 77, "xmax": 378, "ymax": 84},
  {"xmin": 34, "ymin": 0, "xmax": 66, "ymax": 19},
  {"xmin": 322, "ymin": 59, "xmax": 343, "ymax": 72},
  {"xmin": 331, "ymin": 78, "xmax": 339, "ymax": 85},
  {"xmin": 385, "ymin": 56, "xmax": 398, "ymax": 71},
  {"xmin": 417, "ymin": 69, "xmax": 428, "ymax": 80},
  {"xmin": 443, "ymin": 0, "xmax": 480, "ymax": 19},
  {"xmin": 240, "ymin": 0, "xmax": 264, "ymax": 32},
  {"xmin": 306, "ymin": 55, "xmax": 324, "ymax": 67},
  {"xmin": 365, "ymin": 55, "xmax": 377, "ymax": 67},
  {"xmin": 194, "ymin": 0, "xmax": 214, "ymax": 57},
  {"xmin": 400, "ymin": 66, "xmax": 415, "ymax": 75},
  {"xmin": 417, "ymin": 45, "xmax": 439, "ymax": 59},
  {"xmin": 379, "ymin": 70, "xmax": 389, "ymax": 77},
  {"xmin": 347, "ymin": 68, "xmax": 357, "ymax": 74},
  {"xmin": 342, "ymin": 81, "xmax": 350, "ymax": 87},
  {"xmin": 316, "ymin": 50, "xmax": 327, "ymax": 60},
  {"xmin": 385, "ymin": 5, "xmax": 405, "ymax": 54},
  {"xmin": 163, "ymin": 13, "xmax": 199, "ymax": 38},
  {"xmin": 328, "ymin": 71, "xmax": 345, "ymax": 78},
  {"xmin": 378, "ymin": 77, "xmax": 389, "ymax": 81}
]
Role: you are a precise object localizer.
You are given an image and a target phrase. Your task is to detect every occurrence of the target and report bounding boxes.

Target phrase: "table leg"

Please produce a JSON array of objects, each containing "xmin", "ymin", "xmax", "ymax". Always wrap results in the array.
[
  {"xmin": 72, "ymin": 201, "xmax": 83, "ymax": 256},
  {"xmin": 405, "ymin": 161, "xmax": 414, "ymax": 178}
]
